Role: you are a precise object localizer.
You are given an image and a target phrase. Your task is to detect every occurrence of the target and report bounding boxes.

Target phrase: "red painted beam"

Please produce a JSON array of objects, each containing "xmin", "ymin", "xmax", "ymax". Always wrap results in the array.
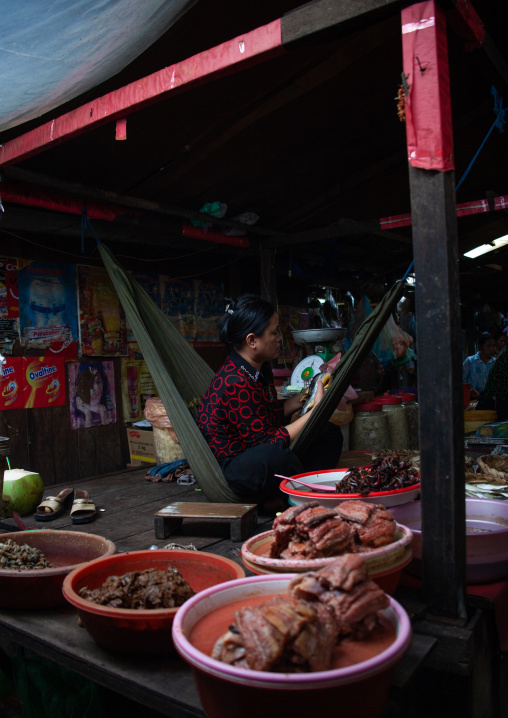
[
  {"xmin": 0, "ymin": 20, "xmax": 284, "ymax": 167},
  {"xmin": 380, "ymin": 194, "xmax": 508, "ymax": 229},
  {"xmin": 0, "ymin": 183, "xmax": 141, "ymax": 221},
  {"xmin": 401, "ymin": 1, "xmax": 454, "ymax": 171}
]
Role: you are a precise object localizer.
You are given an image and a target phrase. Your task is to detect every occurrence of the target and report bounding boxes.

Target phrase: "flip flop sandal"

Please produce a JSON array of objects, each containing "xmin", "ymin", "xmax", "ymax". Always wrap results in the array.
[
  {"xmin": 34, "ymin": 488, "xmax": 74, "ymax": 522},
  {"xmin": 70, "ymin": 489, "xmax": 97, "ymax": 524}
]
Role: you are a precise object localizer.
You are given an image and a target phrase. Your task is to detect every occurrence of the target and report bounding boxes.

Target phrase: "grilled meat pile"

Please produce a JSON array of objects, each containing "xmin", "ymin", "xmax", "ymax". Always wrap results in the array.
[
  {"xmin": 269, "ymin": 500, "xmax": 396, "ymax": 560},
  {"xmin": 212, "ymin": 554, "xmax": 389, "ymax": 672},
  {"xmin": 78, "ymin": 566, "xmax": 195, "ymax": 609}
]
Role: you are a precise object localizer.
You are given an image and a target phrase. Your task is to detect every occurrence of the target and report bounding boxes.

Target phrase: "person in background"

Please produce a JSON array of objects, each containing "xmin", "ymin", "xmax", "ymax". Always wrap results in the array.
[
  {"xmin": 476, "ymin": 345, "xmax": 508, "ymax": 421},
  {"xmin": 494, "ymin": 330, "xmax": 508, "ymax": 357},
  {"xmin": 463, "ymin": 332, "xmax": 497, "ymax": 399},
  {"xmin": 198, "ymin": 293, "xmax": 343, "ymax": 513}
]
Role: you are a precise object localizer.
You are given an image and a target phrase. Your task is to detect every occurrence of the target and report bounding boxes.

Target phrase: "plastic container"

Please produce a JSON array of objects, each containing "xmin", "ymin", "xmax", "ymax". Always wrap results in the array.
[
  {"xmin": 241, "ymin": 525, "xmax": 414, "ymax": 595},
  {"xmin": 350, "ymin": 403, "xmax": 389, "ymax": 451},
  {"xmin": 390, "ymin": 498, "xmax": 508, "ymax": 584},
  {"xmin": 464, "ymin": 410, "xmax": 498, "ymax": 434},
  {"xmin": 0, "ymin": 530, "xmax": 116, "ymax": 609},
  {"xmin": 372, "ymin": 396, "xmax": 409, "ymax": 450},
  {"xmin": 172, "ymin": 574, "xmax": 412, "ymax": 718},
  {"xmin": 398, "ymin": 394, "xmax": 419, "ymax": 450},
  {"xmin": 279, "ymin": 469, "xmax": 420, "ymax": 509},
  {"xmin": 62, "ymin": 549, "xmax": 245, "ymax": 654}
]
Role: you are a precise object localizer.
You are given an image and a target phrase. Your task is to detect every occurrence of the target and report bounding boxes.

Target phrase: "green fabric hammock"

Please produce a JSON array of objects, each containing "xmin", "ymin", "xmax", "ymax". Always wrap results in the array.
[
  {"xmin": 98, "ymin": 241, "xmax": 407, "ymax": 502},
  {"xmin": 97, "ymin": 241, "xmax": 243, "ymax": 503},
  {"xmin": 291, "ymin": 279, "xmax": 407, "ymax": 456}
]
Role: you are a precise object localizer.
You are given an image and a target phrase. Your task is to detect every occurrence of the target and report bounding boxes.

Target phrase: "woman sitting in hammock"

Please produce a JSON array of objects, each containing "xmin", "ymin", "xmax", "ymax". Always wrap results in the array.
[{"xmin": 197, "ymin": 294, "xmax": 343, "ymax": 513}]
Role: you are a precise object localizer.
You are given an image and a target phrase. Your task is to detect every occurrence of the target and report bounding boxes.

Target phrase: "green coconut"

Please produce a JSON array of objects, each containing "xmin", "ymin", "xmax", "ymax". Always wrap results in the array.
[{"xmin": 1, "ymin": 469, "xmax": 45, "ymax": 517}]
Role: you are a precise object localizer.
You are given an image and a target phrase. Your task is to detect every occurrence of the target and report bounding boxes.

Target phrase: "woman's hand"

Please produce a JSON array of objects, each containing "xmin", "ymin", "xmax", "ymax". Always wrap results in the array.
[
  {"xmin": 284, "ymin": 378, "xmax": 325, "ymax": 441},
  {"xmin": 283, "ymin": 391, "xmax": 306, "ymax": 417}
]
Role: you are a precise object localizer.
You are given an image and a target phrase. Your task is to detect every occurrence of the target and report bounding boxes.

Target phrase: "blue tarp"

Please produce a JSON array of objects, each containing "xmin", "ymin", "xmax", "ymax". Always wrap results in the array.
[{"xmin": 0, "ymin": 0, "xmax": 196, "ymax": 132}]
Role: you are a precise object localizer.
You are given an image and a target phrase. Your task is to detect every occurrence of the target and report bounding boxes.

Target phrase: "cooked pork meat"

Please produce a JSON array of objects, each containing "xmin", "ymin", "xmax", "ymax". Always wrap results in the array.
[
  {"xmin": 269, "ymin": 500, "xmax": 396, "ymax": 560},
  {"xmin": 336, "ymin": 501, "xmax": 396, "ymax": 549},
  {"xmin": 212, "ymin": 595, "xmax": 338, "ymax": 672},
  {"xmin": 290, "ymin": 554, "xmax": 389, "ymax": 639},
  {"xmin": 213, "ymin": 555, "xmax": 389, "ymax": 672}
]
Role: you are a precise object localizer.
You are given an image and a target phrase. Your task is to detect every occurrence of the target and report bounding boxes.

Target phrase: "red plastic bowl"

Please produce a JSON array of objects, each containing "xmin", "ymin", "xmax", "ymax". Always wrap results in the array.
[
  {"xmin": 0, "ymin": 530, "xmax": 116, "ymax": 609},
  {"xmin": 280, "ymin": 469, "xmax": 420, "ymax": 508},
  {"xmin": 62, "ymin": 549, "xmax": 245, "ymax": 654},
  {"xmin": 172, "ymin": 574, "xmax": 412, "ymax": 718}
]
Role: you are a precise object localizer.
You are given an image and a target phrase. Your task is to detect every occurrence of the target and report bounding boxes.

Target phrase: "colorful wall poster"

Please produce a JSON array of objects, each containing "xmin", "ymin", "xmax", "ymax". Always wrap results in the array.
[
  {"xmin": 17, "ymin": 259, "xmax": 79, "ymax": 358},
  {"xmin": 125, "ymin": 272, "xmax": 161, "ymax": 342},
  {"xmin": 194, "ymin": 280, "xmax": 224, "ymax": 342},
  {"xmin": 23, "ymin": 356, "xmax": 66, "ymax": 408},
  {"xmin": 78, "ymin": 265, "xmax": 127, "ymax": 356},
  {"xmin": 0, "ymin": 258, "xmax": 19, "ymax": 355},
  {"xmin": 68, "ymin": 361, "xmax": 116, "ymax": 429},
  {"xmin": 120, "ymin": 357, "xmax": 158, "ymax": 422},
  {"xmin": 160, "ymin": 277, "xmax": 196, "ymax": 341},
  {"xmin": 0, "ymin": 357, "xmax": 24, "ymax": 410}
]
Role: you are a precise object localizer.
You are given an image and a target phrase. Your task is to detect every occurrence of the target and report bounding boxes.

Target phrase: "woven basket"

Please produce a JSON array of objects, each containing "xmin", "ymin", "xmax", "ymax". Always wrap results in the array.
[
  {"xmin": 465, "ymin": 471, "xmax": 508, "ymax": 486},
  {"xmin": 477, "ymin": 455, "xmax": 508, "ymax": 482}
]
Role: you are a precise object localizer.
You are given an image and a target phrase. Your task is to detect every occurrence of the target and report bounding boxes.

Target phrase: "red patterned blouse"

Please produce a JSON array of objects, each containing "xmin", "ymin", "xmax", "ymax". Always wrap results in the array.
[{"xmin": 197, "ymin": 350, "xmax": 290, "ymax": 467}]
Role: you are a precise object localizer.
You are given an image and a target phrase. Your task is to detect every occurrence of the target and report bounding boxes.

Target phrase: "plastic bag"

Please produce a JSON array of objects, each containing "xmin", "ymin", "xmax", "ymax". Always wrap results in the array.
[
  {"xmin": 143, "ymin": 397, "xmax": 179, "ymax": 443},
  {"xmin": 477, "ymin": 421, "xmax": 508, "ymax": 438},
  {"xmin": 386, "ymin": 315, "xmax": 413, "ymax": 359}
]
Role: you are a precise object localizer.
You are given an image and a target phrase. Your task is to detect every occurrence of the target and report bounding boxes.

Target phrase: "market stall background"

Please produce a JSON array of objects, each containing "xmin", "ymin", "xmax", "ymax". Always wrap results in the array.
[{"xmin": 0, "ymin": 0, "xmax": 507, "ymax": 486}]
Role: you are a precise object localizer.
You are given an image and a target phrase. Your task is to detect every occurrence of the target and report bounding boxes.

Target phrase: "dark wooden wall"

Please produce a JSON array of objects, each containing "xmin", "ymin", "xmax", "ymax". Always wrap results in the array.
[{"xmin": 0, "ymin": 357, "xmax": 129, "ymax": 487}]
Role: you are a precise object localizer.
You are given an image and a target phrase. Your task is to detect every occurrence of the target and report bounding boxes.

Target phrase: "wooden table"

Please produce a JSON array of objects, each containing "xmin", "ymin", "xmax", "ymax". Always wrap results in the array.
[
  {"xmin": 0, "ymin": 465, "xmax": 449, "ymax": 717},
  {"xmin": 0, "ymin": 466, "xmax": 274, "ymax": 718}
]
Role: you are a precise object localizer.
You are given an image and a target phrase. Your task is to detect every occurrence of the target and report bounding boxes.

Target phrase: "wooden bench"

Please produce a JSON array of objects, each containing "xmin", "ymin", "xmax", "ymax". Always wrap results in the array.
[{"xmin": 154, "ymin": 501, "xmax": 258, "ymax": 542}]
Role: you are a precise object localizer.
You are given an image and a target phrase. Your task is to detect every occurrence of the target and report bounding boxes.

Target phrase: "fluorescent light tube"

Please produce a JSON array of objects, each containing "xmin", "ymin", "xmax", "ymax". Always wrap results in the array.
[{"xmin": 464, "ymin": 234, "xmax": 508, "ymax": 258}]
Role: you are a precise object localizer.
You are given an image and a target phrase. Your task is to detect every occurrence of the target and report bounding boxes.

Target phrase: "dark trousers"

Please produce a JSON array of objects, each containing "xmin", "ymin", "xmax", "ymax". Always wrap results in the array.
[{"xmin": 222, "ymin": 423, "xmax": 343, "ymax": 502}]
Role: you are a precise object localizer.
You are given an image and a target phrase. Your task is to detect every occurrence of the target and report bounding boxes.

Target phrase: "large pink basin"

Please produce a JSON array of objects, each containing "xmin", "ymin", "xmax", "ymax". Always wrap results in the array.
[
  {"xmin": 390, "ymin": 498, "xmax": 508, "ymax": 583},
  {"xmin": 172, "ymin": 573, "xmax": 412, "ymax": 718}
]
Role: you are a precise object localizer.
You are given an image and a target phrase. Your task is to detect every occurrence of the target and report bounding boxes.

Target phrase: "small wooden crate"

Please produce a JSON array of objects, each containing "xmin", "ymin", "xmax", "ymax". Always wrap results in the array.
[{"xmin": 154, "ymin": 501, "xmax": 258, "ymax": 542}]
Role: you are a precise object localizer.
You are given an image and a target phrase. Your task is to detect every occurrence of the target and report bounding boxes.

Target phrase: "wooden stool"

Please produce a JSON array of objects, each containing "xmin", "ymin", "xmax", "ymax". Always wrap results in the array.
[{"xmin": 154, "ymin": 501, "xmax": 258, "ymax": 542}]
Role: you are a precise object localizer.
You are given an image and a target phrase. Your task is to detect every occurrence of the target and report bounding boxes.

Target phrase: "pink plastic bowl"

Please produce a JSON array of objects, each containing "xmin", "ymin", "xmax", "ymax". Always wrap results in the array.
[{"xmin": 172, "ymin": 573, "xmax": 412, "ymax": 718}]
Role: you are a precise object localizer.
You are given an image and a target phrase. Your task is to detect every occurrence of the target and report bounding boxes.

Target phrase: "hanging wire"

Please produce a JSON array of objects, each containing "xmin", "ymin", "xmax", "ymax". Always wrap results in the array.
[{"xmin": 456, "ymin": 86, "xmax": 506, "ymax": 192}]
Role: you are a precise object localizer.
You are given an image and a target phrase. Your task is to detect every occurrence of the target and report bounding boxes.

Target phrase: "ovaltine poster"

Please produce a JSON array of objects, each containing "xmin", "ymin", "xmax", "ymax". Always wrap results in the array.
[
  {"xmin": 0, "ymin": 358, "xmax": 24, "ymax": 410},
  {"xmin": 23, "ymin": 357, "xmax": 66, "ymax": 408},
  {"xmin": 17, "ymin": 260, "xmax": 79, "ymax": 359}
]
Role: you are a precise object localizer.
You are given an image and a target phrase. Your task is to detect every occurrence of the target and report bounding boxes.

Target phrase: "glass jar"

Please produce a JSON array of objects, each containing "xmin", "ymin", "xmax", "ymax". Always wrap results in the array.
[
  {"xmin": 372, "ymin": 395, "xmax": 409, "ymax": 450},
  {"xmin": 0, "ymin": 437, "xmax": 9, "ymax": 519},
  {"xmin": 350, "ymin": 403, "xmax": 389, "ymax": 451},
  {"xmin": 399, "ymin": 393, "xmax": 419, "ymax": 450}
]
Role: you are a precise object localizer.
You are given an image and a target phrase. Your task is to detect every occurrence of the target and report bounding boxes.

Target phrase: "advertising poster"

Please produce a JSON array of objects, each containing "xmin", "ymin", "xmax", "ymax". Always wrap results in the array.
[
  {"xmin": 68, "ymin": 360, "xmax": 116, "ymax": 429},
  {"xmin": 194, "ymin": 280, "xmax": 224, "ymax": 342},
  {"xmin": 121, "ymin": 357, "xmax": 158, "ymax": 422},
  {"xmin": 17, "ymin": 259, "xmax": 79, "ymax": 359},
  {"xmin": 78, "ymin": 265, "xmax": 127, "ymax": 356},
  {"xmin": 125, "ymin": 271, "xmax": 160, "ymax": 342},
  {"xmin": 0, "ymin": 258, "xmax": 19, "ymax": 355},
  {"xmin": 160, "ymin": 277, "xmax": 196, "ymax": 341},
  {"xmin": 0, "ymin": 357, "xmax": 24, "ymax": 410},
  {"xmin": 23, "ymin": 356, "xmax": 66, "ymax": 408}
]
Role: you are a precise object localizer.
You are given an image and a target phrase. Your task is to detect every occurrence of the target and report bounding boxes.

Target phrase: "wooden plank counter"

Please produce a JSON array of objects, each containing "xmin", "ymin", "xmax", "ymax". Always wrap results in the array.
[
  {"xmin": 0, "ymin": 465, "xmax": 471, "ymax": 717},
  {"xmin": 0, "ymin": 466, "xmax": 273, "ymax": 717}
]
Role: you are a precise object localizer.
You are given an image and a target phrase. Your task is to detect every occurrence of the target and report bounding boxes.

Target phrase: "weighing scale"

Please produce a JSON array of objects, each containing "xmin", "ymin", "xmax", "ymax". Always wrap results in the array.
[{"xmin": 290, "ymin": 328, "xmax": 344, "ymax": 387}]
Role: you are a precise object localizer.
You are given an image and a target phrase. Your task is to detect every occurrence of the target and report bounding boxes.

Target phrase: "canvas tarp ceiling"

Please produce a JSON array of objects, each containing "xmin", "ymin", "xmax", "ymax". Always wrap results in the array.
[{"xmin": 0, "ymin": 0, "xmax": 196, "ymax": 132}]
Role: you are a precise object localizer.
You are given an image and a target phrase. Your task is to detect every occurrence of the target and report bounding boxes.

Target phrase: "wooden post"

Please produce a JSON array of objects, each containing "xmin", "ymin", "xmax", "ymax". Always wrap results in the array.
[
  {"xmin": 260, "ymin": 246, "xmax": 278, "ymax": 309},
  {"xmin": 402, "ymin": 1, "xmax": 466, "ymax": 618}
]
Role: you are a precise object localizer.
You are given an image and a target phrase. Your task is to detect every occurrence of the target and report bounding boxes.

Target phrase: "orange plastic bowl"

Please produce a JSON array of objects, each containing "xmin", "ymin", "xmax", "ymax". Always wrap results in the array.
[
  {"xmin": 62, "ymin": 549, "xmax": 245, "ymax": 654},
  {"xmin": 0, "ymin": 530, "xmax": 116, "ymax": 609}
]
